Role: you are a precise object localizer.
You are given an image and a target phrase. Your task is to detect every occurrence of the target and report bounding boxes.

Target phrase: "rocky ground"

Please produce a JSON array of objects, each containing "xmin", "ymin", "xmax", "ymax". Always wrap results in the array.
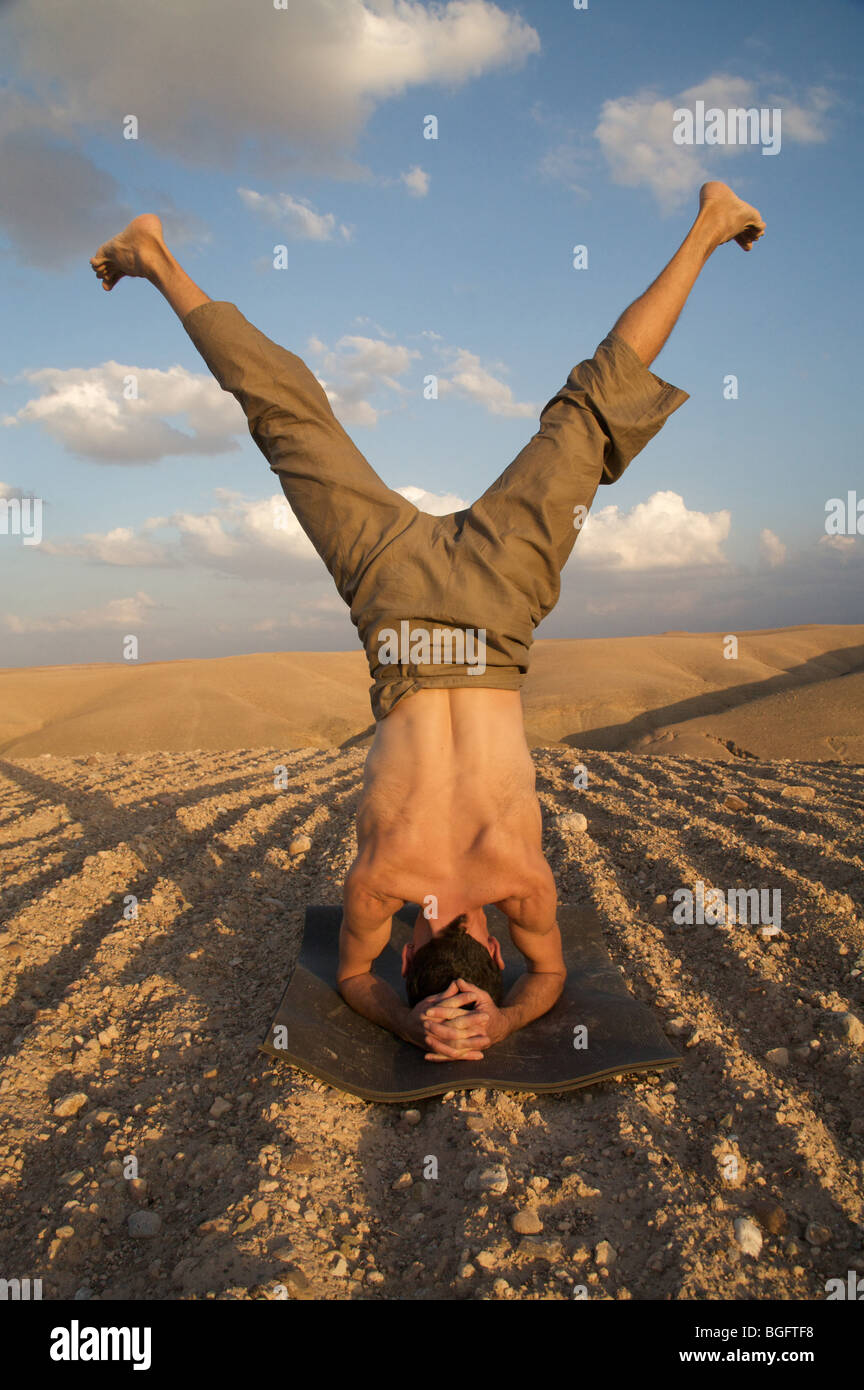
[{"xmin": 0, "ymin": 746, "xmax": 862, "ymax": 1300}]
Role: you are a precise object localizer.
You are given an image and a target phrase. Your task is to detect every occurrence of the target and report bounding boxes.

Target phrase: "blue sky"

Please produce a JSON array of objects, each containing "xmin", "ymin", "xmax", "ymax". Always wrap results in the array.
[{"xmin": 1, "ymin": 0, "xmax": 862, "ymax": 669}]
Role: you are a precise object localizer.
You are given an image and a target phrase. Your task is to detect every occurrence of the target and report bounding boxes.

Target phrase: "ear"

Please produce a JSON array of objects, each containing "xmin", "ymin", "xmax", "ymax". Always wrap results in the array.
[
  {"xmin": 401, "ymin": 942, "xmax": 413, "ymax": 978},
  {"xmin": 486, "ymin": 935, "xmax": 505, "ymax": 970}
]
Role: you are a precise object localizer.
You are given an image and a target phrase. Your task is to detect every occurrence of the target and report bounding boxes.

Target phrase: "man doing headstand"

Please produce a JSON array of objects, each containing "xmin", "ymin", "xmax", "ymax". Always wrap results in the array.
[{"xmin": 91, "ymin": 181, "xmax": 765, "ymax": 1063}]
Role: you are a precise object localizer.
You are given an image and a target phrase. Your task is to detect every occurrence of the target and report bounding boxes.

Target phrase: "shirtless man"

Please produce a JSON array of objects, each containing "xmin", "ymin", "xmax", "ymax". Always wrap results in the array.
[{"xmin": 91, "ymin": 181, "xmax": 765, "ymax": 1063}]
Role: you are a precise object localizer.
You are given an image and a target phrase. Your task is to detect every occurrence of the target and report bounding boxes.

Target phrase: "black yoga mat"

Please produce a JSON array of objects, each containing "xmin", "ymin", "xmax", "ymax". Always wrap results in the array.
[{"xmin": 260, "ymin": 902, "xmax": 680, "ymax": 1102}]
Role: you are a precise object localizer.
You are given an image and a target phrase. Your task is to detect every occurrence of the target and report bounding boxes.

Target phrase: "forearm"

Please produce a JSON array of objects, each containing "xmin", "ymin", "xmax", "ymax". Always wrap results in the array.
[
  {"xmin": 339, "ymin": 972, "xmax": 412, "ymax": 1041},
  {"xmin": 500, "ymin": 970, "xmax": 566, "ymax": 1036}
]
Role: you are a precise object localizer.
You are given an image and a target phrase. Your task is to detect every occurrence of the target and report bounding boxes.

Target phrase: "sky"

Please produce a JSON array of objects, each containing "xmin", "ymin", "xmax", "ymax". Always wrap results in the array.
[{"xmin": 1, "ymin": 0, "xmax": 863, "ymax": 670}]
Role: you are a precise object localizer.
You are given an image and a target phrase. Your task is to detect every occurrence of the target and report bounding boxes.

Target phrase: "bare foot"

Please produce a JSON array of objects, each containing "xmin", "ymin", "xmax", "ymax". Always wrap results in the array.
[
  {"xmin": 698, "ymin": 181, "xmax": 766, "ymax": 252},
  {"xmin": 89, "ymin": 214, "xmax": 167, "ymax": 291}
]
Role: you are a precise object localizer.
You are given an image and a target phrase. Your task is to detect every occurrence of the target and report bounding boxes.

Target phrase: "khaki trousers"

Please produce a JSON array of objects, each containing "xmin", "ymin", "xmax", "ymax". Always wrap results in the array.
[{"xmin": 182, "ymin": 302, "xmax": 688, "ymax": 720}]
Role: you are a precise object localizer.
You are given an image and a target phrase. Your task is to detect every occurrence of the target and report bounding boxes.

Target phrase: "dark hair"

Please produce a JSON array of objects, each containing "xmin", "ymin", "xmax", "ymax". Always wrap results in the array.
[{"xmin": 405, "ymin": 914, "xmax": 503, "ymax": 1008}]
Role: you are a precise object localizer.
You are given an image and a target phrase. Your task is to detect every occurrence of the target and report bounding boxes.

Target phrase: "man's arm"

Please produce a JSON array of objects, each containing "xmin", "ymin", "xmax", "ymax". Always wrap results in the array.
[{"xmin": 337, "ymin": 871, "xmax": 408, "ymax": 1031}]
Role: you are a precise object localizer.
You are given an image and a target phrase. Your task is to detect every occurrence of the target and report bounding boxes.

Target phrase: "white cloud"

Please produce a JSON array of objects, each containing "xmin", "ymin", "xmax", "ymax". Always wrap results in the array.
[
  {"xmin": 310, "ymin": 334, "xmax": 420, "ymax": 425},
  {"xmin": 593, "ymin": 74, "xmax": 835, "ymax": 210},
  {"xmin": 38, "ymin": 483, "xmax": 467, "ymax": 582},
  {"xmin": 237, "ymin": 188, "xmax": 352, "ymax": 242},
  {"xmin": 396, "ymin": 485, "xmax": 468, "ymax": 515},
  {"xmin": 760, "ymin": 527, "xmax": 787, "ymax": 568},
  {"xmin": 400, "ymin": 165, "xmax": 430, "ymax": 197},
  {"xmin": 7, "ymin": 0, "xmax": 538, "ymax": 173},
  {"xmin": 437, "ymin": 348, "xmax": 536, "ymax": 418},
  {"xmin": 4, "ymin": 362, "xmax": 243, "ymax": 463},
  {"xmin": 577, "ymin": 491, "xmax": 731, "ymax": 570},
  {"xmin": 4, "ymin": 591, "xmax": 158, "ymax": 634}
]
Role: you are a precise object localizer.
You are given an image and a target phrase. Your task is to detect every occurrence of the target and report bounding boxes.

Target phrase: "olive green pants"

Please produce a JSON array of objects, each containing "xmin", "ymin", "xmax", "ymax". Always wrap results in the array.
[{"xmin": 182, "ymin": 302, "xmax": 688, "ymax": 720}]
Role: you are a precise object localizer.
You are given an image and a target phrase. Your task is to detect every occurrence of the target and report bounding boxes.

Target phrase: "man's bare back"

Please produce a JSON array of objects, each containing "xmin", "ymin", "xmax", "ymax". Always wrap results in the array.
[{"xmin": 337, "ymin": 688, "xmax": 566, "ymax": 1062}]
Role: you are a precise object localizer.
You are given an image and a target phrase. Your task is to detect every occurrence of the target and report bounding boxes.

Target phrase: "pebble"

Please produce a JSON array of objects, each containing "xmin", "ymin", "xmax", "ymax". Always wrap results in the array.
[
  {"xmin": 594, "ymin": 1240, "xmax": 617, "ymax": 1268},
  {"xmin": 60, "ymin": 1170, "xmax": 85, "ymax": 1187},
  {"xmin": 53, "ymin": 1092, "xmax": 89, "ymax": 1119},
  {"xmin": 780, "ymin": 784, "xmax": 815, "ymax": 802},
  {"xmin": 392, "ymin": 1172, "xmax": 413, "ymax": 1191},
  {"xmin": 128, "ymin": 1211, "xmax": 161, "ymax": 1238},
  {"xmin": 464, "ymin": 1164, "xmax": 508, "ymax": 1196},
  {"xmin": 289, "ymin": 835, "xmax": 312, "ymax": 856},
  {"xmin": 665, "ymin": 1018, "xmax": 690, "ymax": 1037},
  {"xmin": 723, "ymin": 794, "xmax": 747, "ymax": 812},
  {"xmin": 286, "ymin": 1151, "xmax": 316, "ymax": 1174},
  {"xmin": 765, "ymin": 1047, "xmax": 790, "ymax": 1066},
  {"xmin": 733, "ymin": 1217, "xmax": 762, "ymax": 1257},
  {"xmin": 331, "ymin": 1256, "xmax": 349, "ymax": 1278},
  {"xmin": 401, "ymin": 1109, "xmax": 421, "ymax": 1125},
  {"xmin": 511, "ymin": 1209, "xmax": 543, "ymax": 1235},
  {"xmin": 251, "ymin": 1201, "xmax": 269, "ymax": 1222},
  {"xmin": 475, "ymin": 1250, "xmax": 497, "ymax": 1270},
  {"xmin": 758, "ymin": 924, "xmax": 782, "ymax": 940},
  {"xmin": 556, "ymin": 813, "xmax": 588, "ymax": 834},
  {"xmin": 805, "ymin": 1223, "xmax": 831, "ymax": 1246},
  {"xmin": 209, "ymin": 1097, "xmax": 232, "ymax": 1119},
  {"xmin": 750, "ymin": 1200, "xmax": 787, "ymax": 1236},
  {"xmin": 493, "ymin": 1278, "xmax": 510, "ymax": 1295},
  {"xmin": 459, "ymin": 1263, "xmax": 475, "ymax": 1279},
  {"xmin": 829, "ymin": 1012, "xmax": 864, "ymax": 1047},
  {"xmin": 128, "ymin": 1179, "xmax": 148, "ymax": 1204}
]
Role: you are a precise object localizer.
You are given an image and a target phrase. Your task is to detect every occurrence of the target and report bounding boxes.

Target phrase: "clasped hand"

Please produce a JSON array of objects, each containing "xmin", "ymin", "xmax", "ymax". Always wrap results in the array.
[{"xmin": 404, "ymin": 978, "xmax": 508, "ymax": 1062}]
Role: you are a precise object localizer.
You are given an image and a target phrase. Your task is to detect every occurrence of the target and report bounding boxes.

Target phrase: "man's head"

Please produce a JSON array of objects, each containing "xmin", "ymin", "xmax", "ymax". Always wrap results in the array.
[{"xmin": 401, "ymin": 911, "xmax": 504, "ymax": 1007}]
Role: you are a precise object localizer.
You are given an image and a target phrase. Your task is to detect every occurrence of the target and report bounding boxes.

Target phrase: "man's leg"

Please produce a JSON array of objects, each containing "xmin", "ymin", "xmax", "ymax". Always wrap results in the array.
[
  {"xmin": 611, "ymin": 181, "xmax": 765, "ymax": 367},
  {"xmin": 460, "ymin": 181, "xmax": 766, "ymax": 627},
  {"xmin": 90, "ymin": 216, "xmax": 418, "ymax": 608}
]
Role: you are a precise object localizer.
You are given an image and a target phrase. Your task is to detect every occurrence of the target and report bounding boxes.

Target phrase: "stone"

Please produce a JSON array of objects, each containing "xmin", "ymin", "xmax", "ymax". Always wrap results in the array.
[
  {"xmin": 128, "ymin": 1211, "xmax": 161, "ymax": 1238},
  {"xmin": 475, "ymin": 1250, "xmax": 497, "ymax": 1270},
  {"xmin": 53, "ymin": 1092, "xmax": 89, "ymax": 1119},
  {"xmin": 289, "ymin": 835, "xmax": 312, "ymax": 856},
  {"xmin": 780, "ymin": 784, "xmax": 815, "ymax": 802},
  {"xmin": 750, "ymin": 1200, "xmax": 787, "ymax": 1236},
  {"xmin": 331, "ymin": 1256, "xmax": 349, "ymax": 1278},
  {"xmin": 464, "ymin": 1164, "xmax": 508, "ymax": 1196},
  {"xmin": 401, "ymin": 1109, "xmax": 421, "ymax": 1125},
  {"xmin": 511, "ymin": 1209, "xmax": 543, "ymax": 1235},
  {"xmin": 286, "ymin": 1151, "xmax": 316, "ymax": 1174},
  {"xmin": 594, "ymin": 1240, "xmax": 617, "ymax": 1267},
  {"xmin": 251, "ymin": 1200, "xmax": 269, "ymax": 1222},
  {"xmin": 804, "ymin": 1223, "xmax": 831, "ymax": 1246},
  {"xmin": 209, "ymin": 1096, "xmax": 232, "ymax": 1119},
  {"xmin": 765, "ymin": 1047, "xmax": 790, "ymax": 1066},
  {"xmin": 665, "ymin": 1017, "xmax": 690, "ymax": 1037},
  {"xmin": 828, "ymin": 1012, "xmax": 864, "ymax": 1047},
  {"xmin": 128, "ymin": 1179, "xmax": 148, "ymax": 1204},
  {"xmin": 723, "ymin": 794, "xmax": 747, "ymax": 812},
  {"xmin": 556, "ymin": 813, "xmax": 588, "ymax": 835},
  {"xmin": 392, "ymin": 1172, "xmax": 413, "ymax": 1191},
  {"xmin": 733, "ymin": 1217, "xmax": 762, "ymax": 1257}
]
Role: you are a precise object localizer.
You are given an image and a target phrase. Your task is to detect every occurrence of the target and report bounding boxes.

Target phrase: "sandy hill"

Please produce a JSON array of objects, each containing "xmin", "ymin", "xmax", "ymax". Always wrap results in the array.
[{"xmin": 0, "ymin": 624, "xmax": 862, "ymax": 761}]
